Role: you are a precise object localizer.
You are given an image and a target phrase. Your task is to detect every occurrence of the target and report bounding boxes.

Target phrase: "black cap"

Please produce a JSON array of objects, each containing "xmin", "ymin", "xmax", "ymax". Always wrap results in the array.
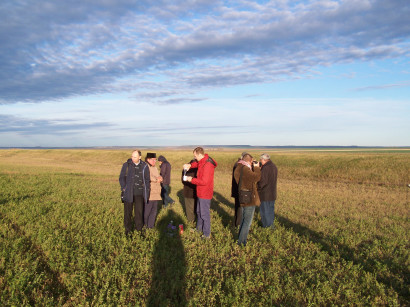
[{"xmin": 146, "ymin": 152, "xmax": 156, "ymax": 159}]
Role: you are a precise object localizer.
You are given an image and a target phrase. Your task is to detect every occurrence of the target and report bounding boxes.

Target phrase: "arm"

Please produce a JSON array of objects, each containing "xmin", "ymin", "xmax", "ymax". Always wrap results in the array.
[
  {"xmin": 258, "ymin": 167, "xmax": 269, "ymax": 191},
  {"xmin": 191, "ymin": 163, "xmax": 212, "ymax": 186},
  {"xmin": 119, "ymin": 163, "xmax": 127, "ymax": 191},
  {"xmin": 190, "ymin": 161, "xmax": 199, "ymax": 169}
]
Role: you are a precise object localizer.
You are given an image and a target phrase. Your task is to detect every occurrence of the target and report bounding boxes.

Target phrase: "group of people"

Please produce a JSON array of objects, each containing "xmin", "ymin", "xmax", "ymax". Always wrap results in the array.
[
  {"xmin": 119, "ymin": 150, "xmax": 174, "ymax": 236},
  {"xmin": 119, "ymin": 147, "xmax": 278, "ymax": 246}
]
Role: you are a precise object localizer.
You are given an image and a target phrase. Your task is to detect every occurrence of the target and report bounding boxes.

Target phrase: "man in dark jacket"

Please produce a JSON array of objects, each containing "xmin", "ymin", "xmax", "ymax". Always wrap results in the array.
[
  {"xmin": 182, "ymin": 159, "xmax": 197, "ymax": 224},
  {"xmin": 119, "ymin": 150, "xmax": 151, "ymax": 236},
  {"xmin": 158, "ymin": 155, "xmax": 175, "ymax": 208},
  {"xmin": 257, "ymin": 153, "xmax": 278, "ymax": 228}
]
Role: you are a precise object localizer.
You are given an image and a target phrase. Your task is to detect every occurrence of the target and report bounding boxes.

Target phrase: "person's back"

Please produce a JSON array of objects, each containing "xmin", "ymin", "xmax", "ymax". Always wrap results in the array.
[{"xmin": 158, "ymin": 155, "xmax": 174, "ymax": 207}]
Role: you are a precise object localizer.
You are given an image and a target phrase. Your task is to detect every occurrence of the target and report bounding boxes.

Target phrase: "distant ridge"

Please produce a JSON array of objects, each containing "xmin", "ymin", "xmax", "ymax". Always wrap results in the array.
[{"xmin": 1, "ymin": 145, "xmax": 409, "ymax": 150}]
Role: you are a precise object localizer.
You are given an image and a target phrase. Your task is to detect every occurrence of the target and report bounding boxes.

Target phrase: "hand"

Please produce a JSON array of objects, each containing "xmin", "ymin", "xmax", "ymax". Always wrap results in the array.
[
  {"xmin": 157, "ymin": 176, "xmax": 163, "ymax": 183},
  {"xmin": 183, "ymin": 164, "xmax": 191, "ymax": 170},
  {"xmin": 186, "ymin": 176, "xmax": 193, "ymax": 182}
]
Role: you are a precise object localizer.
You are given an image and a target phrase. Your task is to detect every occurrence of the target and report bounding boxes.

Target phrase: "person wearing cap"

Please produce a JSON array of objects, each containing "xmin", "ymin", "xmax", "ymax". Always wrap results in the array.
[
  {"xmin": 231, "ymin": 152, "xmax": 248, "ymax": 227},
  {"xmin": 257, "ymin": 153, "xmax": 278, "ymax": 228},
  {"xmin": 234, "ymin": 153, "xmax": 261, "ymax": 246},
  {"xmin": 158, "ymin": 155, "xmax": 175, "ymax": 208},
  {"xmin": 145, "ymin": 153, "xmax": 162, "ymax": 228},
  {"xmin": 119, "ymin": 149, "xmax": 151, "ymax": 236}
]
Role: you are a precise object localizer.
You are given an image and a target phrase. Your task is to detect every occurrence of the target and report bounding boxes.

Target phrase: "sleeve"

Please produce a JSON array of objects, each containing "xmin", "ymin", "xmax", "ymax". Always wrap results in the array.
[
  {"xmin": 145, "ymin": 165, "xmax": 151, "ymax": 190},
  {"xmin": 244, "ymin": 165, "xmax": 261, "ymax": 182},
  {"xmin": 190, "ymin": 161, "xmax": 199, "ymax": 169},
  {"xmin": 119, "ymin": 163, "xmax": 127, "ymax": 190},
  {"xmin": 166, "ymin": 162, "xmax": 171, "ymax": 177},
  {"xmin": 258, "ymin": 167, "xmax": 269, "ymax": 191},
  {"xmin": 191, "ymin": 163, "xmax": 211, "ymax": 186}
]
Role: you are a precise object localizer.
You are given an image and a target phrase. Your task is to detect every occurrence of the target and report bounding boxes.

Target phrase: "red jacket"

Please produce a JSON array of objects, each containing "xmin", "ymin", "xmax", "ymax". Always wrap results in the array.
[{"xmin": 190, "ymin": 154, "xmax": 217, "ymax": 199}]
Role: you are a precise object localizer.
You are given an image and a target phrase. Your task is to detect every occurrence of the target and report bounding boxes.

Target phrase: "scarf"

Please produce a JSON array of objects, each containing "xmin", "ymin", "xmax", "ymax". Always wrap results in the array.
[{"xmin": 238, "ymin": 159, "xmax": 252, "ymax": 169}]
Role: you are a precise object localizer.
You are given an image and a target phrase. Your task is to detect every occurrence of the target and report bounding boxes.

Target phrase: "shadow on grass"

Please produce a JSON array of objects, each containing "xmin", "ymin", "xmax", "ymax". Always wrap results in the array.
[
  {"xmin": 276, "ymin": 214, "xmax": 409, "ymax": 304},
  {"xmin": 212, "ymin": 192, "xmax": 237, "ymax": 240},
  {"xmin": 147, "ymin": 210, "xmax": 187, "ymax": 307},
  {"xmin": 0, "ymin": 212, "xmax": 69, "ymax": 305},
  {"xmin": 176, "ymin": 189, "xmax": 188, "ymax": 219}
]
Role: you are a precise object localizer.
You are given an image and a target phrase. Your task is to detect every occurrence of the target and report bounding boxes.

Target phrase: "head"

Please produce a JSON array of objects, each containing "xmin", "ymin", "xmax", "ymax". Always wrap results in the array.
[
  {"xmin": 193, "ymin": 147, "xmax": 205, "ymax": 161},
  {"xmin": 260, "ymin": 153, "xmax": 270, "ymax": 165},
  {"xmin": 131, "ymin": 150, "xmax": 142, "ymax": 163},
  {"xmin": 241, "ymin": 152, "xmax": 249, "ymax": 159},
  {"xmin": 157, "ymin": 155, "xmax": 166, "ymax": 165},
  {"xmin": 242, "ymin": 153, "xmax": 253, "ymax": 163},
  {"xmin": 145, "ymin": 152, "xmax": 157, "ymax": 166}
]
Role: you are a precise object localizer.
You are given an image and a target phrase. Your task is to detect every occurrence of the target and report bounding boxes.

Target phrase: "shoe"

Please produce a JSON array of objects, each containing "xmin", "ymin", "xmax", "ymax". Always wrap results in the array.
[{"xmin": 201, "ymin": 234, "xmax": 211, "ymax": 240}]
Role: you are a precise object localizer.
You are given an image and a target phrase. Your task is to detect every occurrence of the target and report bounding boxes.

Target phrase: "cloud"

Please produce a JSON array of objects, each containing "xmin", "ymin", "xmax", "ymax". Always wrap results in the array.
[
  {"xmin": 352, "ymin": 81, "xmax": 410, "ymax": 91},
  {"xmin": 0, "ymin": 114, "xmax": 114, "ymax": 135},
  {"xmin": 0, "ymin": 0, "xmax": 409, "ymax": 103}
]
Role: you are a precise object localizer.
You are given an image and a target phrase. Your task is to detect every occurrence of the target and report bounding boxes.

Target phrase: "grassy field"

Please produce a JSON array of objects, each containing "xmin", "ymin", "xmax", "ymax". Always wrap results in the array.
[{"xmin": 0, "ymin": 148, "xmax": 409, "ymax": 306}]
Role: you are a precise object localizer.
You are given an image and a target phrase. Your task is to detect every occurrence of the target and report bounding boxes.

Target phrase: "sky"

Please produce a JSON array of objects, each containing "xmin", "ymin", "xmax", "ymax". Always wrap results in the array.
[{"xmin": 0, "ymin": 0, "xmax": 409, "ymax": 147}]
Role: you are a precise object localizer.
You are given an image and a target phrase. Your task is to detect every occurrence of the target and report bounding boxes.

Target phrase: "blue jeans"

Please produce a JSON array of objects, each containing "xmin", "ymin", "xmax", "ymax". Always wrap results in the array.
[
  {"xmin": 260, "ymin": 201, "xmax": 275, "ymax": 228},
  {"xmin": 161, "ymin": 184, "xmax": 174, "ymax": 207},
  {"xmin": 238, "ymin": 206, "xmax": 255, "ymax": 246},
  {"xmin": 196, "ymin": 198, "xmax": 211, "ymax": 237}
]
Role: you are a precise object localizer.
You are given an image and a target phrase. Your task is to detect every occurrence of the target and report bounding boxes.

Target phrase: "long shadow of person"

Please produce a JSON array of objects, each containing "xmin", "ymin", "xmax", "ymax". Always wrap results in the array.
[
  {"xmin": 177, "ymin": 189, "xmax": 187, "ymax": 217},
  {"xmin": 275, "ymin": 214, "xmax": 409, "ymax": 301},
  {"xmin": 147, "ymin": 210, "xmax": 187, "ymax": 306},
  {"xmin": 212, "ymin": 192, "xmax": 237, "ymax": 240}
]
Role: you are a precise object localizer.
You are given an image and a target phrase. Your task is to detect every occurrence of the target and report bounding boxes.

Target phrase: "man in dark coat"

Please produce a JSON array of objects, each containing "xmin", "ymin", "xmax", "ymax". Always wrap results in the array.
[
  {"xmin": 119, "ymin": 150, "xmax": 150, "ymax": 236},
  {"xmin": 158, "ymin": 155, "xmax": 175, "ymax": 208},
  {"xmin": 182, "ymin": 159, "xmax": 197, "ymax": 223},
  {"xmin": 257, "ymin": 153, "xmax": 278, "ymax": 228}
]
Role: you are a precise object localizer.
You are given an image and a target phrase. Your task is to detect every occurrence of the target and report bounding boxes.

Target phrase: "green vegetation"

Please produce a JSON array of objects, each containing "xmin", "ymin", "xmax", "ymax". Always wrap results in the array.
[{"xmin": 0, "ymin": 149, "xmax": 409, "ymax": 305}]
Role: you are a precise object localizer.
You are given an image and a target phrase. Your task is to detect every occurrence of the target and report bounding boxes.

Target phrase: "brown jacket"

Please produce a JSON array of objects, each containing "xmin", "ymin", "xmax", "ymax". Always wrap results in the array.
[
  {"xmin": 234, "ymin": 163, "xmax": 261, "ymax": 207},
  {"xmin": 148, "ymin": 165, "xmax": 162, "ymax": 201}
]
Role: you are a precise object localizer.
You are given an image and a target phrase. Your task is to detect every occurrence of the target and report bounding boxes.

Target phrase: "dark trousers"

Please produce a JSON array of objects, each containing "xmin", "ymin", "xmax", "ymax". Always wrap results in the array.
[
  {"xmin": 124, "ymin": 195, "xmax": 144, "ymax": 234},
  {"xmin": 234, "ymin": 196, "xmax": 242, "ymax": 227},
  {"xmin": 184, "ymin": 197, "xmax": 196, "ymax": 223},
  {"xmin": 161, "ymin": 184, "xmax": 174, "ymax": 207},
  {"xmin": 144, "ymin": 200, "xmax": 158, "ymax": 228}
]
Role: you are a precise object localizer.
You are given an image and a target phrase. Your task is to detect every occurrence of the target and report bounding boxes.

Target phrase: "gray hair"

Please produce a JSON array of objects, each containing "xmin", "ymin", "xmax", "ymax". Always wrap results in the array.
[{"xmin": 260, "ymin": 153, "xmax": 270, "ymax": 160}]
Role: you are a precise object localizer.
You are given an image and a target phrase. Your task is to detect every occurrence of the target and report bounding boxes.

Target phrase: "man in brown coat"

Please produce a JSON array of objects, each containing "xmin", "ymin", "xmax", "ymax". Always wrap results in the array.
[{"xmin": 234, "ymin": 153, "xmax": 261, "ymax": 246}]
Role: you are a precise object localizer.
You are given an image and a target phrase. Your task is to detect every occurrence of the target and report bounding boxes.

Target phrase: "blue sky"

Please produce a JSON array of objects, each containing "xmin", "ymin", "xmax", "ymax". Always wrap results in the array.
[{"xmin": 1, "ymin": 0, "xmax": 409, "ymax": 147}]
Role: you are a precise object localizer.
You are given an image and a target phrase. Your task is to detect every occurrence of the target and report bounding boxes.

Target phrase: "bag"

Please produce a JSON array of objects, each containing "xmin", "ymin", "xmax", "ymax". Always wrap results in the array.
[
  {"xmin": 238, "ymin": 166, "xmax": 252, "ymax": 205},
  {"xmin": 239, "ymin": 189, "xmax": 252, "ymax": 204}
]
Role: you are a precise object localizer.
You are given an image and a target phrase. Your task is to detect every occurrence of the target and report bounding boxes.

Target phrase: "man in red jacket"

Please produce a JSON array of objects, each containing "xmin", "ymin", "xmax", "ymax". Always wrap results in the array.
[{"xmin": 184, "ymin": 147, "xmax": 217, "ymax": 239}]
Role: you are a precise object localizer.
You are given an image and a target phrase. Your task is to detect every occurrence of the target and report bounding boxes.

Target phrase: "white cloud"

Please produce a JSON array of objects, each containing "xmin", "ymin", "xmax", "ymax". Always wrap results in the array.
[{"xmin": 0, "ymin": 0, "xmax": 409, "ymax": 103}]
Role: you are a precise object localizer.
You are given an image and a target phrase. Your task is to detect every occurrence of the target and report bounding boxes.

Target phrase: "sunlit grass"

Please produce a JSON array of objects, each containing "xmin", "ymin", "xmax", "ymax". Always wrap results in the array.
[{"xmin": 0, "ymin": 149, "xmax": 409, "ymax": 305}]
